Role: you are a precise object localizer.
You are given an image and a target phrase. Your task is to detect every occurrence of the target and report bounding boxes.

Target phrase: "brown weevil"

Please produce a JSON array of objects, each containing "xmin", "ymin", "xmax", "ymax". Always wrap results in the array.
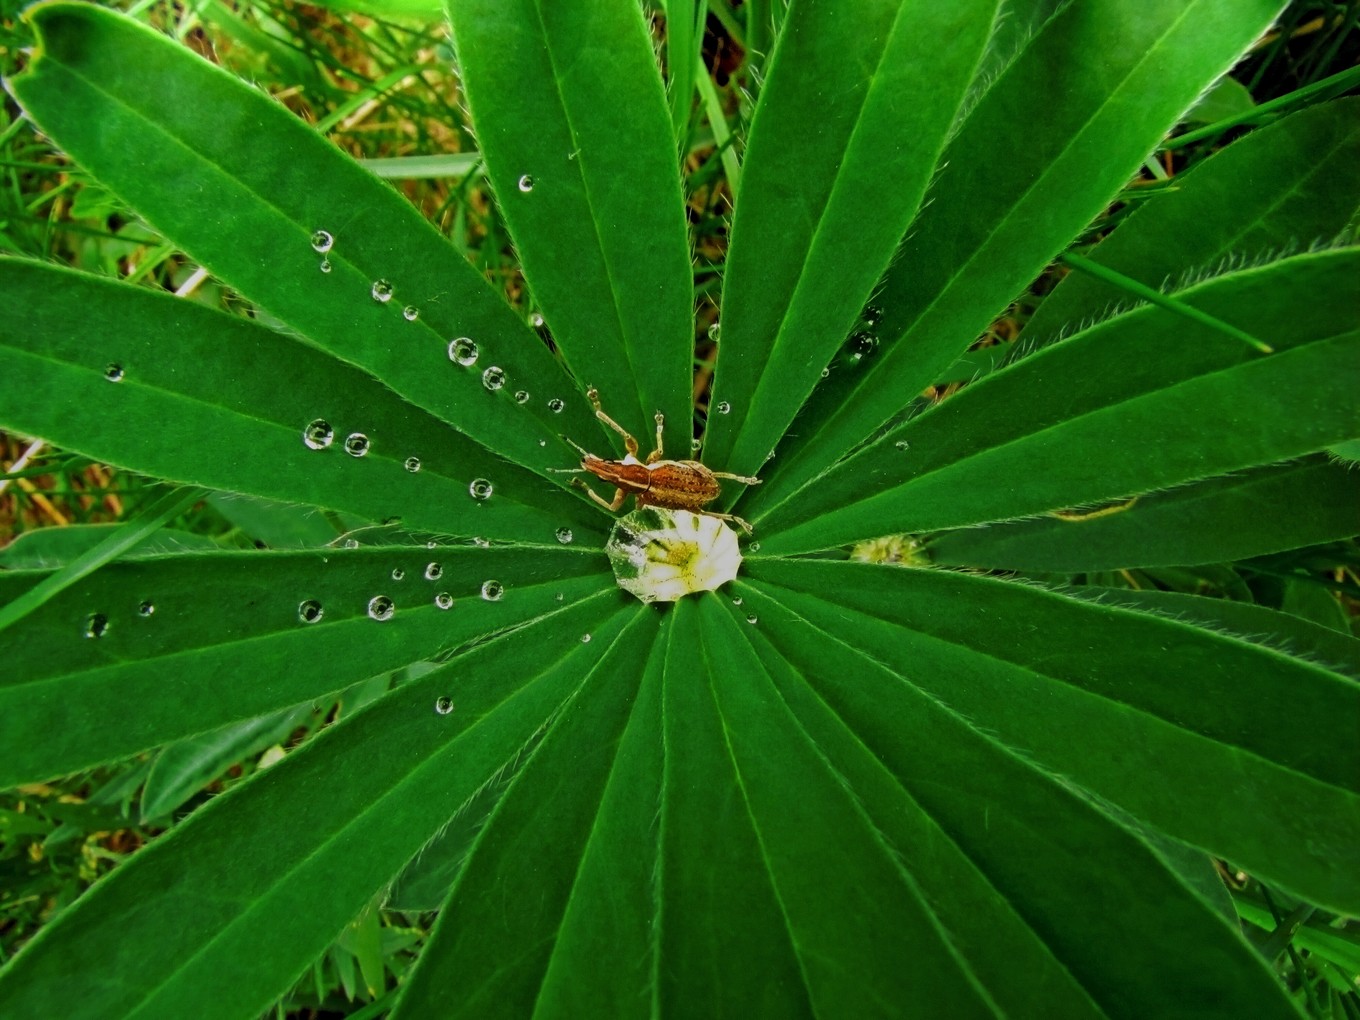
[{"xmin": 560, "ymin": 387, "xmax": 761, "ymax": 533}]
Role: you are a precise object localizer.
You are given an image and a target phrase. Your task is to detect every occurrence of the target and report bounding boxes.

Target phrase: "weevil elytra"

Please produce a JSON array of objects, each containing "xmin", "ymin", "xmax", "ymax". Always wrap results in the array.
[{"xmin": 560, "ymin": 387, "xmax": 761, "ymax": 533}]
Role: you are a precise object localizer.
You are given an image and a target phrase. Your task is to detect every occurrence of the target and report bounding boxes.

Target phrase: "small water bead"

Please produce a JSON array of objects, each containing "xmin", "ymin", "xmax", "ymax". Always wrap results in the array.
[
  {"xmin": 448, "ymin": 337, "xmax": 479, "ymax": 366},
  {"xmin": 402, "ymin": 305, "xmax": 420, "ymax": 322},
  {"xmin": 469, "ymin": 478, "xmax": 494, "ymax": 501},
  {"xmin": 554, "ymin": 592, "xmax": 564, "ymax": 601},
  {"xmin": 517, "ymin": 174, "xmax": 534, "ymax": 192},
  {"xmin": 691, "ymin": 438, "xmax": 702, "ymax": 454},
  {"xmin": 434, "ymin": 592, "xmax": 454, "ymax": 610},
  {"xmin": 514, "ymin": 390, "xmax": 531, "ymax": 405},
  {"xmin": 529, "ymin": 311, "xmax": 545, "ymax": 328},
  {"xmin": 298, "ymin": 599, "xmax": 324, "ymax": 624},
  {"xmin": 481, "ymin": 366, "xmax": 506, "ymax": 392},
  {"xmin": 821, "ymin": 368, "xmax": 831, "ymax": 379},
  {"xmin": 424, "ymin": 562, "xmax": 443, "ymax": 581},
  {"xmin": 434, "ymin": 696, "xmax": 455, "ymax": 715},
  {"xmin": 538, "ymin": 439, "xmax": 548, "ymax": 448},
  {"xmin": 319, "ymin": 258, "xmax": 332, "ymax": 273},
  {"xmin": 371, "ymin": 279, "xmax": 394, "ymax": 303},
  {"xmin": 367, "ymin": 595, "xmax": 395, "ymax": 621},
  {"xmin": 581, "ymin": 633, "xmax": 592, "ymax": 644},
  {"xmin": 555, "ymin": 527, "xmax": 574, "ymax": 545},
  {"xmin": 344, "ymin": 433, "xmax": 370, "ymax": 457},
  {"xmin": 404, "ymin": 456, "xmax": 422, "ymax": 473},
  {"xmin": 84, "ymin": 613, "xmax": 109, "ymax": 639},
  {"xmin": 708, "ymin": 322, "xmax": 721, "ymax": 342},
  {"xmin": 715, "ymin": 401, "xmax": 731, "ymax": 415},
  {"xmin": 310, "ymin": 229, "xmax": 334, "ymax": 254},
  {"xmin": 303, "ymin": 419, "xmax": 334, "ymax": 450},
  {"xmin": 344, "ymin": 538, "xmax": 360, "ymax": 549},
  {"xmin": 894, "ymin": 439, "xmax": 910, "ymax": 451},
  {"xmin": 480, "ymin": 580, "xmax": 504, "ymax": 602},
  {"xmin": 426, "ymin": 540, "xmax": 438, "ymax": 549},
  {"xmin": 847, "ymin": 332, "xmax": 877, "ymax": 361},
  {"xmin": 732, "ymin": 596, "xmax": 743, "ymax": 606},
  {"xmin": 104, "ymin": 364, "xmax": 124, "ymax": 382},
  {"xmin": 392, "ymin": 567, "xmax": 406, "ymax": 581},
  {"xmin": 138, "ymin": 600, "xmax": 155, "ymax": 617},
  {"xmin": 547, "ymin": 397, "xmax": 565, "ymax": 413},
  {"xmin": 746, "ymin": 615, "xmax": 758, "ymax": 625},
  {"xmin": 472, "ymin": 537, "xmax": 490, "ymax": 548}
]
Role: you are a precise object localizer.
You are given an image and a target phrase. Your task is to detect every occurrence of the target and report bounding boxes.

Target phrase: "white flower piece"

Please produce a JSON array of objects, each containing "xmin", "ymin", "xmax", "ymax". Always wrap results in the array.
[{"xmin": 606, "ymin": 507, "xmax": 742, "ymax": 604}]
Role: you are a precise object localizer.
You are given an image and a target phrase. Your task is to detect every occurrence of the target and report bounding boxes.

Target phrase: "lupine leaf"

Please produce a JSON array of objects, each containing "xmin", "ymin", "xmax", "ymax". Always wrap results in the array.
[
  {"xmin": 746, "ymin": 0, "xmax": 1287, "ymax": 505},
  {"xmin": 0, "ymin": 546, "xmax": 607, "ymax": 786},
  {"xmin": 746, "ymin": 559, "xmax": 1360, "ymax": 914},
  {"xmin": 446, "ymin": 0, "xmax": 694, "ymax": 439}
]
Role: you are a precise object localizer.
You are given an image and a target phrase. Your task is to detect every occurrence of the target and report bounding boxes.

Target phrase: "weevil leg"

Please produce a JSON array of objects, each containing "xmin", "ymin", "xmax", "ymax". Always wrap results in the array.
[
  {"xmin": 647, "ymin": 411, "xmax": 665, "ymax": 464},
  {"xmin": 702, "ymin": 510, "xmax": 755, "ymax": 534},
  {"xmin": 586, "ymin": 386, "xmax": 639, "ymax": 458},
  {"xmin": 710, "ymin": 471, "xmax": 762, "ymax": 485},
  {"xmin": 571, "ymin": 477, "xmax": 629, "ymax": 512}
]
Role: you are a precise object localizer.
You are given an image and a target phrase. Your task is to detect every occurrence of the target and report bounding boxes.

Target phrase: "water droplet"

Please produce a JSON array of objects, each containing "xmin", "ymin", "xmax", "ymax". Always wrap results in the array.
[
  {"xmin": 469, "ymin": 478, "xmax": 494, "ymax": 501},
  {"xmin": 104, "ymin": 364, "xmax": 124, "ymax": 382},
  {"xmin": 84, "ymin": 613, "xmax": 109, "ymax": 638},
  {"xmin": 298, "ymin": 599, "xmax": 324, "ymax": 624},
  {"xmin": 426, "ymin": 540, "xmax": 438, "ymax": 549},
  {"xmin": 344, "ymin": 433, "xmax": 370, "ymax": 457},
  {"xmin": 708, "ymin": 322, "xmax": 721, "ymax": 342},
  {"xmin": 529, "ymin": 311, "xmax": 545, "ymax": 328},
  {"xmin": 555, "ymin": 527, "xmax": 574, "ymax": 544},
  {"xmin": 746, "ymin": 615, "xmax": 758, "ymax": 625},
  {"xmin": 434, "ymin": 592, "xmax": 454, "ymax": 610},
  {"xmin": 538, "ymin": 439, "xmax": 548, "ymax": 447},
  {"xmin": 715, "ymin": 401, "xmax": 731, "ymax": 415},
  {"xmin": 732, "ymin": 596, "xmax": 743, "ymax": 606},
  {"xmin": 391, "ymin": 567, "xmax": 405, "ymax": 581},
  {"xmin": 481, "ymin": 580, "xmax": 504, "ymax": 601},
  {"xmin": 310, "ymin": 229, "xmax": 334, "ymax": 253},
  {"xmin": 749, "ymin": 541, "xmax": 761, "ymax": 552},
  {"xmin": 138, "ymin": 600, "xmax": 155, "ymax": 617},
  {"xmin": 473, "ymin": 537, "xmax": 490, "ymax": 548},
  {"xmin": 547, "ymin": 397, "xmax": 565, "ymax": 413},
  {"xmin": 303, "ymin": 419, "xmax": 334, "ymax": 450},
  {"xmin": 402, "ymin": 305, "xmax": 420, "ymax": 322},
  {"xmin": 344, "ymin": 538, "xmax": 360, "ymax": 549},
  {"xmin": 690, "ymin": 438, "xmax": 702, "ymax": 454},
  {"xmin": 434, "ymin": 696, "xmax": 455, "ymax": 715},
  {"xmin": 514, "ymin": 389, "xmax": 530, "ymax": 404},
  {"xmin": 367, "ymin": 595, "xmax": 395, "ymax": 621},
  {"xmin": 894, "ymin": 439, "xmax": 910, "ymax": 451},
  {"xmin": 371, "ymin": 279, "xmax": 394, "ymax": 303},
  {"xmin": 846, "ymin": 332, "xmax": 877, "ymax": 361},
  {"xmin": 554, "ymin": 592, "xmax": 564, "ymax": 601},
  {"xmin": 580, "ymin": 633, "xmax": 592, "ymax": 643},
  {"xmin": 319, "ymin": 258, "xmax": 332, "ymax": 273},
  {"xmin": 481, "ymin": 366, "xmax": 506, "ymax": 392},
  {"xmin": 517, "ymin": 174, "xmax": 534, "ymax": 192},
  {"xmin": 448, "ymin": 336, "xmax": 479, "ymax": 366},
  {"xmin": 424, "ymin": 562, "xmax": 443, "ymax": 581},
  {"xmin": 404, "ymin": 456, "xmax": 421, "ymax": 473},
  {"xmin": 821, "ymin": 368, "xmax": 830, "ymax": 379}
]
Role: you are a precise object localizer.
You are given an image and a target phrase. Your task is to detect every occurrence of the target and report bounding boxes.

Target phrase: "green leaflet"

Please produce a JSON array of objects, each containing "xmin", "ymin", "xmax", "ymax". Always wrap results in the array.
[
  {"xmin": 701, "ymin": 0, "xmax": 998, "ymax": 480},
  {"xmin": 926, "ymin": 457, "xmax": 1360, "ymax": 572},
  {"xmin": 1024, "ymin": 97, "xmax": 1360, "ymax": 346},
  {"xmin": 746, "ymin": 559, "xmax": 1360, "ymax": 915},
  {"xmin": 446, "ymin": 0, "xmax": 694, "ymax": 439},
  {"xmin": 6, "ymin": 3, "xmax": 603, "ymax": 477},
  {"xmin": 0, "ymin": 260, "xmax": 605, "ymax": 546},
  {"xmin": 759, "ymin": 250, "xmax": 1360, "ymax": 553},
  {"xmin": 0, "ymin": 546, "xmax": 607, "ymax": 786},
  {"xmin": 0, "ymin": 594, "xmax": 635, "ymax": 1020},
  {"xmin": 746, "ymin": 0, "xmax": 1288, "ymax": 510}
]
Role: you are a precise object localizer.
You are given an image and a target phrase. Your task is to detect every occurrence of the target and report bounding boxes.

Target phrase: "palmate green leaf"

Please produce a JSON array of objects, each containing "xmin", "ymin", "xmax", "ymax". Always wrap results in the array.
[
  {"xmin": 7, "ymin": 2, "xmax": 602, "ymax": 477},
  {"xmin": 747, "ymin": 0, "xmax": 1287, "ymax": 501},
  {"xmin": 0, "ymin": 546, "xmax": 606, "ymax": 786},
  {"xmin": 446, "ymin": 0, "xmax": 693, "ymax": 439},
  {"xmin": 746, "ymin": 560, "xmax": 1360, "ymax": 915},
  {"xmin": 1023, "ymin": 97, "xmax": 1360, "ymax": 346},
  {"xmin": 759, "ymin": 249, "xmax": 1360, "ymax": 553},
  {"xmin": 699, "ymin": 0, "xmax": 998, "ymax": 478},
  {"xmin": 0, "ymin": 593, "xmax": 636, "ymax": 1020},
  {"xmin": 0, "ymin": 260, "xmax": 604, "ymax": 546},
  {"xmin": 927, "ymin": 456, "xmax": 1360, "ymax": 572}
]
